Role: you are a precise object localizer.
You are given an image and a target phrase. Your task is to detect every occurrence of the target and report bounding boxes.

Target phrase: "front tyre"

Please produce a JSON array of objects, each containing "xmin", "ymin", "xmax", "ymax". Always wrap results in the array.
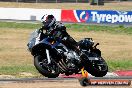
[{"xmin": 34, "ymin": 55, "xmax": 59, "ymax": 78}]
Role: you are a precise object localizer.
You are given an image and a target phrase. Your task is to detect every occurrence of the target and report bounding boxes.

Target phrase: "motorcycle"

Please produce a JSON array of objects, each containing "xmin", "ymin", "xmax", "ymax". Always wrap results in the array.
[{"xmin": 27, "ymin": 24, "xmax": 108, "ymax": 78}]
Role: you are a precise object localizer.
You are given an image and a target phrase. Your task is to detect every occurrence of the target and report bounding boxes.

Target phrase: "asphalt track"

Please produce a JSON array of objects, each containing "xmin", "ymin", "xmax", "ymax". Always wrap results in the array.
[
  {"xmin": 0, "ymin": 77, "xmax": 131, "ymax": 88},
  {"xmin": 0, "ymin": 76, "xmax": 132, "ymax": 82},
  {"xmin": 0, "ymin": 69, "xmax": 132, "ymax": 88}
]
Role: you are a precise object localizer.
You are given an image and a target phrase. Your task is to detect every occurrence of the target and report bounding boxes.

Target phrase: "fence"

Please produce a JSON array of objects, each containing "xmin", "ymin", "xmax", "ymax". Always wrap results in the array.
[
  {"xmin": 0, "ymin": 0, "xmax": 131, "ymax": 3},
  {"xmin": 0, "ymin": 0, "xmax": 89, "ymax": 3}
]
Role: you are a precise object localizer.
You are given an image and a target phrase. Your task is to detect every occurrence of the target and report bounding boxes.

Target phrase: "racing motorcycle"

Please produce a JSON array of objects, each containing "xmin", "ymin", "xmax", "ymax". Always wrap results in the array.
[{"xmin": 27, "ymin": 24, "xmax": 108, "ymax": 78}]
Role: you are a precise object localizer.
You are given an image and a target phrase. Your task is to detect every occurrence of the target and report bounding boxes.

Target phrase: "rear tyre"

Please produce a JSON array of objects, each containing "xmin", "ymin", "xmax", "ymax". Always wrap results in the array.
[
  {"xmin": 34, "ymin": 55, "xmax": 59, "ymax": 78},
  {"xmin": 82, "ymin": 54, "xmax": 108, "ymax": 77}
]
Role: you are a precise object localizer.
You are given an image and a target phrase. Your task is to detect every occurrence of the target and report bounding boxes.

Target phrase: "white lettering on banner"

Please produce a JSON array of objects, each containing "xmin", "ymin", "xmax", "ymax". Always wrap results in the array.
[
  {"xmin": 91, "ymin": 11, "xmax": 132, "ymax": 23},
  {"xmin": 119, "ymin": 15, "xmax": 124, "ymax": 22},
  {"xmin": 112, "ymin": 15, "xmax": 118, "ymax": 23},
  {"xmin": 102, "ymin": 14, "xmax": 106, "ymax": 22},
  {"xmin": 96, "ymin": 14, "xmax": 102, "ymax": 23},
  {"xmin": 106, "ymin": 14, "xmax": 111, "ymax": 22},
  {"xmin": 125, "ymin": 15, "xmax": 132, "ymax": 22},
  {"xmin": 91, "ymin": 12, "xmax": 96, "ymax": 21}
]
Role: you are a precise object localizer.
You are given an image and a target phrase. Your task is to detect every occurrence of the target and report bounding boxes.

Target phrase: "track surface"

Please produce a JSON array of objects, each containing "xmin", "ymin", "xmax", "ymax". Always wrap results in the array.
[
  {"xmin": 0, "ymin": 71, "xmax": 132, "ymax": 88},
  {"xmin": 0, "ymin": 77, "xmax": 131, "ymax": 88}
]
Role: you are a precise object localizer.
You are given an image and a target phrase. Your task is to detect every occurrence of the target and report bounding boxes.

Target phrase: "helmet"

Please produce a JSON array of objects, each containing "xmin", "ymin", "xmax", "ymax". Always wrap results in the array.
[{"xmin": 42, "ymin": 15, "xmax": 56, "ymax": 29}]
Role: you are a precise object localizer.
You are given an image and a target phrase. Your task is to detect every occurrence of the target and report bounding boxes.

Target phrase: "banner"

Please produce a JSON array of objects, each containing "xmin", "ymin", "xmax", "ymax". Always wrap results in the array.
[
  {"xmin": 61, "ymin": 10, "xmax": 132, "ymax": 24},
  {"xmin": 0, "ymin": 8, "xmax": 131, "ymax": 25}
]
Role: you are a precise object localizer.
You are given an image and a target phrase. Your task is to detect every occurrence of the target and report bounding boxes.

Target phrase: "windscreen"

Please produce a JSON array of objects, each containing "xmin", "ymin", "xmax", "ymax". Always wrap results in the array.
[{"xmin": 27, "ymin": 29, "xmax": 41, "ymax": 51}]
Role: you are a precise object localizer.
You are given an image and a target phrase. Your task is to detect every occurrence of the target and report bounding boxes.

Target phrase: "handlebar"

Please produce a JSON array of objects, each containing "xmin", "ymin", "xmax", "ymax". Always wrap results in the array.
[{"xmin": 94, "ymin": 43, "xmax": 99, "ymax": 48}]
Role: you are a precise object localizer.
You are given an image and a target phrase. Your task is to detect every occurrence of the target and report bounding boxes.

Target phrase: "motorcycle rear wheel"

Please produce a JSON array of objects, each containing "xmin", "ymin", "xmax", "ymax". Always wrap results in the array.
[{"xmin": 83, "ymin": 56, "xmax": 108, "ymax": 77}]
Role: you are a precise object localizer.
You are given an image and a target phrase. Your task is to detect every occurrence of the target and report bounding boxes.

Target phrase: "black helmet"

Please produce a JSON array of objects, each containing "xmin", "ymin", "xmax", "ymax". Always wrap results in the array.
[{"xmin": 42, "ymin": 15, "xmax": 56, "ymax": 29}]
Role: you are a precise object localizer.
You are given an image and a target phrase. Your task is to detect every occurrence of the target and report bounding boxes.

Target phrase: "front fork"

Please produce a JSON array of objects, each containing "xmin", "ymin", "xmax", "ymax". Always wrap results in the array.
[{"xmin": 46, "ymin": 49, "xmax": 51, "ymax": 64}]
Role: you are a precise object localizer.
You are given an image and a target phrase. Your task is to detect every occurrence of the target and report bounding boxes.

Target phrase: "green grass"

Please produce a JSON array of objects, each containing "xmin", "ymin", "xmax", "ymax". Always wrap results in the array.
[
  {"xmin": 107, "ymin": 59, "xmax": 132, "ymax": 71},
  {"xmin": 66, "ymin": 24, "xmax": 132, "ymax": 34},
  {"xmin": 0, "ymin": 65, "xmax": 42, "ymax": 78},
  {"xmin": 0, "ymin": 21, "xmax": 41, "ymax": 29},
  {"xmin": 0, "ymin": 21, "xmax": 132, "ymax": 34},
  {"xmin": 0, "ymin": 65, "xmax": 36, "ymax": 75}
]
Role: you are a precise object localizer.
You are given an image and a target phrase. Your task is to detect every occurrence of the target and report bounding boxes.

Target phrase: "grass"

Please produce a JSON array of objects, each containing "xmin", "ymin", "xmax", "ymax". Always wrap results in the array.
[
  {"xmin": 66, "ymin": 23, "xmax": 132, "ymax": 34},
  {"xmin": 0, "ymin": 21, "xmax": 132, "ymax": 77},
  {"xmin": 0, "ymin": 21, "xmax": 132, "ymax": 34},
  {"xmin": 0, "ymin": 21, "xmax": 41, "ymax": 29},
  {"xmin": 0, "ymin": 65, "xmax": 36, "ymax": 75},
  {"xmin": 107, "ymin": 59, "xmax": 132, "ymax": 71}
]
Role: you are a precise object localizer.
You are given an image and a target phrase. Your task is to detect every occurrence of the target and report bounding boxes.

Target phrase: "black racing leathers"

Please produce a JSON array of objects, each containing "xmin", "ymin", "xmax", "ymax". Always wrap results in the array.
[{"xmin": 40, "ymin": 22, "xmax": 79, "ymax": 52}]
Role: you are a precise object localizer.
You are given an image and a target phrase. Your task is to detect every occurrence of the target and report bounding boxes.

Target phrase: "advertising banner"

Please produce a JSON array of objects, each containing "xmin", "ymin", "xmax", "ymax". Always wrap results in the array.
[
  {"xmin": 61, "ymin": 10, "xmax": 132, "ymax": 24},
  {"xmin": 0, "ymin": 8, "xmax": 131, "ymax": 25}
]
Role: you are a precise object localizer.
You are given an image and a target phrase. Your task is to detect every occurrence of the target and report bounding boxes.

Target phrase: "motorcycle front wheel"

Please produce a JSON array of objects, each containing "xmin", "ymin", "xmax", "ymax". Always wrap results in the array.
[{"xmin": 34, "ymin": 55, "xmax": 60, "ymax": 78}]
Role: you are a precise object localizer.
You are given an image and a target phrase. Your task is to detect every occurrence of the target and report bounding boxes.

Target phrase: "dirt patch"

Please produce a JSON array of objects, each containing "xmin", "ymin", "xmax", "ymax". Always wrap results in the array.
[
  {"xmin": 18, "ymin": 72, "xmax": 35, "ymax": 78},
  {"xmin": 0, "ymin": 75, "xmax": 15, "ymax": 79}
]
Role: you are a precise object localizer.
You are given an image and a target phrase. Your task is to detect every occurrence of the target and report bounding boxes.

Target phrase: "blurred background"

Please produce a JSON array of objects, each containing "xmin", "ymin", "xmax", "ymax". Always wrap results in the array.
[{"xmin": 0, "ymin": 0, "xmax": 131, "ymax": 3}]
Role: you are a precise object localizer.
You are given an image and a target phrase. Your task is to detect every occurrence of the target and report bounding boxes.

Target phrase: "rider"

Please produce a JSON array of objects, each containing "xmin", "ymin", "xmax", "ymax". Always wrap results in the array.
[{"xmin": 39, "ymin": 14, "xmax": 80, "ymax": 54}]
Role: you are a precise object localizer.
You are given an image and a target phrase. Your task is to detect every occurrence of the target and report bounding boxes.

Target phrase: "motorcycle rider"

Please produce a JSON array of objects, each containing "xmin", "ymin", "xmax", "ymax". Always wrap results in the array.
[{"xmin": 39, "ymin": 14, "xmax": 80, "ymax": 54}]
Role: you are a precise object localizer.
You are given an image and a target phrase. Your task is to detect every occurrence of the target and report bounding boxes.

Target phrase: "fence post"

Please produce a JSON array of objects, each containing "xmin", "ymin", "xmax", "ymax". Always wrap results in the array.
[
  {"xmin": 76, "ymin": 0, "xmax": 78, "ymax": 3},
  {"xmin": 36, "ymin": 0, "xmax": 38, "ymax": 3},
  {"xmin": 16, "ymin": 0, "xmax": 18, "ymax": 3}
]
